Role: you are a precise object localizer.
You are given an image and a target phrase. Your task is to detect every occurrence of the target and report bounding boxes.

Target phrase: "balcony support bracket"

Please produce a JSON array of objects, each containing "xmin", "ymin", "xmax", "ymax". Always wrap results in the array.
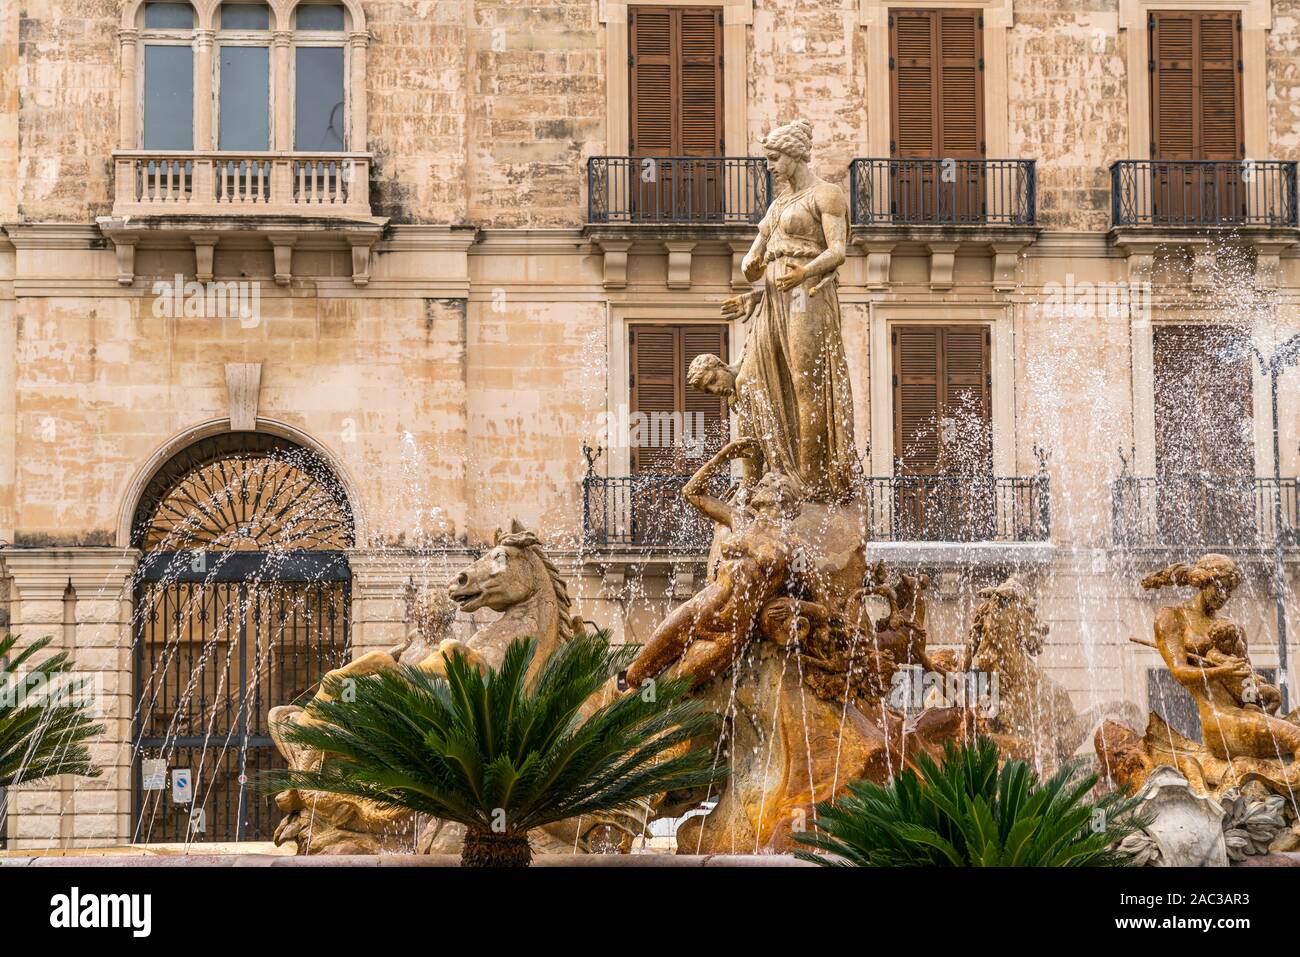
[
  {"xmin": 927, "ymin": 242, "xmax": 960, "ymax": 290},
  {"xmin": 856, "ymin": 239, "xmax": 894, "ymax": 289},
  {"xmin": 190, "ymin": 233, "xmax": 219, "ymax": 283},
  {"xmin": 112, "ymin": 236, "xmax": 136, "ymax": 286},
  {"xmin": 663, "ymin": 240, "xmax": 697, "ymax": 290},
  {"xmin": 350, "ymin": 236, "xmax": 377, "ymax": 287},
  {"xmin": 990, "ymin": 240, "xmax": 1027, "ymax": 291},
  {"xmin": 593, "ymin": 238, "xmax": 633, "ymax": 289},
  {"xmin": 269, "ymin": 236, "xmax": 296, "ymax": 286},
  {"xmin": 730, "ymin": 239, "xmax": 755, "ymax": 290}
]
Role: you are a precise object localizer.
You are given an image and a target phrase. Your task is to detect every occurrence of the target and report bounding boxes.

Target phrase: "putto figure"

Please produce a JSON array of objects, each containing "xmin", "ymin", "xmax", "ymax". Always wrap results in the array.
[{"xmin": 712, "ymin": 119, "xmax": 859, "ymax": 502}]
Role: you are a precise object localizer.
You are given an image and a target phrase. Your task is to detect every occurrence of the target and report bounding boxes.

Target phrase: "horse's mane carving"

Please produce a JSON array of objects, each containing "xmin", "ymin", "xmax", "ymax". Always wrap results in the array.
[{"xmin": 495, "ymin": 526, "xmax": 577, "ymax": 641}]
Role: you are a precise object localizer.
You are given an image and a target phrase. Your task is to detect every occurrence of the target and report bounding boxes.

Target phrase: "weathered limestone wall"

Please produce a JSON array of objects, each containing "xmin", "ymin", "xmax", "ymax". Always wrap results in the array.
[
  {"xmin": 8, "ymin": 265, "xmax": 472, "ymax": 548},
  {"xmin": 11, "ymin": 1, "xmax": 117, "ymax": 222},
  {"xmin": 366, "ymin": 0, "xmax": 472, "ymax": 223},
  {"xmin": 1009, "ymin": 4, "xmax": 1127, "ymax": 231}
]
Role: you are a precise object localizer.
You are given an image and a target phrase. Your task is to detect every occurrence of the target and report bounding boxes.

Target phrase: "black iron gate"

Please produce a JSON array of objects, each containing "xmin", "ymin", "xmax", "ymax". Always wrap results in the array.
[{"xmin": 132, "ymin": 551, "xmax": 351, "ymax": 844}]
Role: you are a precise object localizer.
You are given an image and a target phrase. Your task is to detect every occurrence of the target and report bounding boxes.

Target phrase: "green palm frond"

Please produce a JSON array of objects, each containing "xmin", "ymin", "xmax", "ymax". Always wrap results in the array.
[
  {"xmin": 0, "ymin": 634, "xmax": 104, "ymax": 788},
  {"xmin": 794, "ymin": 737, "xmax": 1148, "ymax": 867},
  {"xmin": 260, "ymin": 631, "xmax": 723, "ymax": 836}
]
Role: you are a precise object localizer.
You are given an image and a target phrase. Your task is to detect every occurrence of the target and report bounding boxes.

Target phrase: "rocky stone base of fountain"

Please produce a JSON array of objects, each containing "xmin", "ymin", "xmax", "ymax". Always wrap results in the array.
[{"xmin": 1100, "ymin": 720, "xmax": 1300, "ymax": 866}]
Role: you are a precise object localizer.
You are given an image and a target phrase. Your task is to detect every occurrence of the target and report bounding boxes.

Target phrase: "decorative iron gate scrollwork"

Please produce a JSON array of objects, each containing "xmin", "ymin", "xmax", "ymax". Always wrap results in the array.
[{"xmin": 130, "ymin": 434, "xmax": 354, "ymax": 844}]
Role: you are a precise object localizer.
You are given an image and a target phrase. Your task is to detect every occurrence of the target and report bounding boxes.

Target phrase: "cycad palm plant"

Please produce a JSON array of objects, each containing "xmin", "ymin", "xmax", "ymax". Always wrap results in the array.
[
  {"xmin": 0, "ymin": 634, "xmax": 103, "ymax": 788},
  {"xmin": 263, "ymin": 631, "xmax": 721, "ymax": 866},
  {"xmin": 795, "ymin": 737, "xmax": 1147, "ymax": 867}
]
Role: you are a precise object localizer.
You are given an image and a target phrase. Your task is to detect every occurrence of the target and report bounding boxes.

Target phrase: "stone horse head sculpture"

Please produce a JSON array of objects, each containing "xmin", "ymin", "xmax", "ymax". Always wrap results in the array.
[{"xmin": 443, "ymin": 520, "xmax": 578, "ymax": 680}]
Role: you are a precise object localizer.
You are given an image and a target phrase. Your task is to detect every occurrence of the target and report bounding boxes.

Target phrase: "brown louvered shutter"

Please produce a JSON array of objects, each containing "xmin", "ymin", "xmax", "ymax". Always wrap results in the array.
[
  {"xmin": 630, "ymin": 7, "xmax": 722, "ymax": 156},
  {"xmin": 940, "ymin": 325, "xmax": 992, "ymax": 472},
  {"xmin": 1150, "ymin": 11, "xmax": 1242, "ymax": 159},
  {"xmin": 890, "ymin": 10, "xmax": 983, "ymax": 157},
  {"xmin": 678, "ymin": 9, "xmax": 723, "ymax": 156},
  {"xmin": 682, "ymin": 324, "xmax": 729, "ymax": 461},
  {"xmin": 894, "ymin": 326, "xmax": 943, "ymax": 473},
  {"xmin": 1153, "ymin": 325, "xmax": 1253, "ymax": 476},
  {"xmin": 938, "ymin": 12, "xmax": 982, "ymax": 157},
  {"xmin": 630, "ymin": 8, "xmax": 675, "ymax": 157},
  {"xmin": 1153, "ymin": 325, "xmax": 1255, "ymax": 543},
  {"xmin": 630, "ymin": 324, "xmax": 729, "ymax": 474},
  {"xmin": 891, "ymin": 11, "xmax": 936, "ymax": 158},
  {"xmin": 893, "ymin": 325, "xmax": 991, "ymax": 474}
]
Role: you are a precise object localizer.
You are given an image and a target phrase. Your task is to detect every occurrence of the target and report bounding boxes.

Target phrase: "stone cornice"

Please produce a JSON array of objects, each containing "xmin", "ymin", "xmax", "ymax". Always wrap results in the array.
[{"xmin": 2, "ymin": 548, "xmax": 142, "ymax": 599}]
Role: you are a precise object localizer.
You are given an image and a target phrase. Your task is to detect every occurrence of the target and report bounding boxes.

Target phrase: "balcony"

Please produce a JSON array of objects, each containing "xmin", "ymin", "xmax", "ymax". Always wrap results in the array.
[
  {"xmin": 582, "ymin": 474, "xmax": 726, "ymax": 553},
  {"xmin": 1111, "ymin": 475, "xmax": 1300, "ymax": 550},
  {"xmin": 1110, "ymin": 160, "xmax": 1298, "ymax": 230},
  {"xmin": 863, "ymin": 474, "xmax": 1050, "ymax": 545},
  {"xmin": 850, "ymin": 158, "xmax": 1036, "ymax": 228},
  {"xmin": 584, "ymin": 156, "xmax": 771, "ymax": 289},
  {"xmin": 581, "ymin": 473, "xmax": 1050, "ymax": 556},
  {"xmin": 848, "ymin": 158, "xmax": 1038, "ymax": 291},
  {"xmin": 99, "ymin": 150, "xmax": 387, "ymax": 286},
  {"xmin": 587, "ymin": 156, "xmax": 771, "ymax": 226}
]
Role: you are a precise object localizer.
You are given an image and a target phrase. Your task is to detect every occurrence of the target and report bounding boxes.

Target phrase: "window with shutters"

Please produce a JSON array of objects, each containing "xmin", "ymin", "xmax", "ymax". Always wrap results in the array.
[
  {"xmin": 628, "ymin": 324, "xmax": 729, "ymax": 475},
  {"xmin": 628, "ymin": 7, "xmax": 724, "ymax": 222},
  {"xmin": 888, "ymin": 10, "xmax": 985, "ymax": 223},
  {"xmin": 1148, "ymin": 11, "xmax": 1245, "ymax": 223},
  {"xmin": 891, "ymin": 324, "xmax": 993, "ymax": 540},
  {"xmin": 1152, "ymin": 324, "xmax": 1258, "ymax": 544}
]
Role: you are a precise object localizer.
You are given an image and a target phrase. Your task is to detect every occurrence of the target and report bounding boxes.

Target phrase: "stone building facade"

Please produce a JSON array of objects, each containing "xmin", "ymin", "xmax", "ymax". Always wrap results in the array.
[{"xmin": 0, "ymin": 0, "xmax": 1297, "ymax": 848}]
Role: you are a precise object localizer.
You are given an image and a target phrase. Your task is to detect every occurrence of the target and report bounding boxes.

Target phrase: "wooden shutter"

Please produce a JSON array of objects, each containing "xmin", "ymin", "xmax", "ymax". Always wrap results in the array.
[
  {"xmin": 1153, "ymin": 325, "xmax": 1253, "ymax": 476},
  {"xmin": 630, "ymin": 8, "xmax": 675, "ymax": 156},
  {"xmin": 1150, "ymin": 11, "xmax": 1242, "ymax": 159},
  {"xmin": 890, "ymin": 10, "xmax": 983, "ymax": 157},
  {"xmin": 630, "ymin": 324, "xmax": 729, "ymax": 474},
  {"xmin": 630, "ymin": 7, "xmax": 723, "ymax": 156},
  {"xmin": 893, "ymin": 325, "xmax": 991, "ymax": 474}
]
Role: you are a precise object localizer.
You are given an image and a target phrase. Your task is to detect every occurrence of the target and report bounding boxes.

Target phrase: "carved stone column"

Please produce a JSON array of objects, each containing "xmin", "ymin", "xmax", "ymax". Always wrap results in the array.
[
  {"xmin": 349, "ymin": 31, "xmax": 370, "ymax": 150},
  {"xmin": 3, "ymin": 548, "xmax": 140, "ymax": 849},
  {"xmin": 117, "ymin": 29, "xmax": 139, "ymax": 148}
]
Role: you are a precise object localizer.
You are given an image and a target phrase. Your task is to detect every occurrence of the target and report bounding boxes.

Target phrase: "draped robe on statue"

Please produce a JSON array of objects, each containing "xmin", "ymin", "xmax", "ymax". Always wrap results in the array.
[{"xmin": 735, "ymin": 184, "xmax": 858, "ymax": 502}]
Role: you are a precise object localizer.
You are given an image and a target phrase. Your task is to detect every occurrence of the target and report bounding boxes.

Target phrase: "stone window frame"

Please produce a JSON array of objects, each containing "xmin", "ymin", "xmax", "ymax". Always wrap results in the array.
[
  {"xmin": 858, "ymin": 0, "xmax": 1014, "ymax": 160},
  {"xmin": 600, "ymin": 0, "xmax": 751, "ymax": 159},
  {"xmin": 605, "ymin": 304, "xmax": 744, "ymax": 479},
  {"xmin": 1119, "ymin": 0, "xmax": 1272, "ymax": 162},
  {"xmin": 118, "ymin": 0, "xmax": 370, "ymax": 153},
  {"xmin": 866, "ymin": 302, "xmax": 1016, "ymax": 478}
]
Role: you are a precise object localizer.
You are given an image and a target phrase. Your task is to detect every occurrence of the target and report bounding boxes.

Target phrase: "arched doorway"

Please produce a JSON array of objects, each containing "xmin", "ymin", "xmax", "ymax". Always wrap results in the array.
[{"xmin": 130, "ymin": 432, "xmax": 355, "ymax": 844}]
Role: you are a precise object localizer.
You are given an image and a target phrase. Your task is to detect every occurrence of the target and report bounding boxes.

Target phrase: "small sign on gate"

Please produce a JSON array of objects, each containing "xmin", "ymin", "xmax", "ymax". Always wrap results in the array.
[
  {"xmin": 172, "ymin": 768, "xmax": 192, "ymax": 804},
  {"xmin": 141, "ymin": 758, "xmax": 167, "ymax": 791}
]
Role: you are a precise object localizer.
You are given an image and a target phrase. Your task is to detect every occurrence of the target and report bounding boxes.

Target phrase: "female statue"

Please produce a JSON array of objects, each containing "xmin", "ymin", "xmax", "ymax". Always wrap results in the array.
[
  {"xmin": 1142, "ymin": 553, "xmax": 1300, "ymax": 760},
  {"xmin": 716, "ymin": 119, "xmax": 859, "ymax": 502}
]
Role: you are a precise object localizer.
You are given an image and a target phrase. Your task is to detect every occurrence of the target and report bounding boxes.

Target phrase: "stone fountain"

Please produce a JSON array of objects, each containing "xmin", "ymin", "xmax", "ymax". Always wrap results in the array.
[{"xmin": 266, "ymin": 121, "xmax": 1300, "ymax": 864}]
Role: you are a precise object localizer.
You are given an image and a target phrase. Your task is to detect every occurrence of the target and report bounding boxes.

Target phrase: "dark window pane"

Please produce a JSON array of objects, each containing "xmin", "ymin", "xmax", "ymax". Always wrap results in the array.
[
  {"xmin": 219, "ymin": 46, "xmax": 269, "ymax": 150},
  {"xmin": 295, "ymin": 4, "xmax": 345, "ymax": 30},
  {"xmin": 144, "ymin": 2, "xmax": 195, "ymax": 29},
  {"xmin": 143, "ymin": 45, "xmax": 194, "ymax": 150},
  {"xmin": 220, "ymin": 3, "xmax": 270, "ymax": 29},
  {"xmin": 294, "ymin": 46, "xmax": 345, "ymax": 150}
]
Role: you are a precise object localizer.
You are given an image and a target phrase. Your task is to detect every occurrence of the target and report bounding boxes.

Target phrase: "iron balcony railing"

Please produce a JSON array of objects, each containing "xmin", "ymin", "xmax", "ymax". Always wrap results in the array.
[
  {"xmin": 587, "ymin": 156, "xmax": 772, "ymax": 225},
  {"xmin": 863, "ymin": 474, "xmax": 1050, "ymax": 542},
  {"xmin": 1110, "ymin": 160, "xmax": 1299, "ymax": 228},
  {"xmin": 583, "ymin": 473, "xmax": 728, "ymax": 550},
  {"xmin": 582, "ymin": 473, "xmax": 1050, "ymax": 549},
  {"xmin": 1112, "ymin": 475, "xmax": 1300, "ymax": 549},
  {"xmin": 849, "ymin": 158, "xmax": 1036, "ymax": 227}
]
